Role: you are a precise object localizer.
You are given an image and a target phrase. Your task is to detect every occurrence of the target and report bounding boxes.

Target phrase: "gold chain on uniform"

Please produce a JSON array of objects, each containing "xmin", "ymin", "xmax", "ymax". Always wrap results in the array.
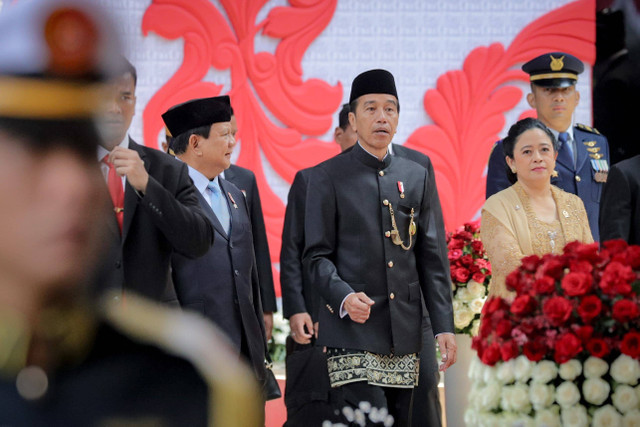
[{"xmin": 387, "ymin": 202, "xmax": 416, "ymax": 251}]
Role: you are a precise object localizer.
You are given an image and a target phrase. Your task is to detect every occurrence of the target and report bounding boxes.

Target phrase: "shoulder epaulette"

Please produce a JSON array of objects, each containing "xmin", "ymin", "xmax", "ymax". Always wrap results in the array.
[
  {"xmin": 576, "ymin": 123, "xmax": 601, "ymax": 135},
  {"xmin": 101, "ymin": 291, "xmax": 262, "ymax": 427}
]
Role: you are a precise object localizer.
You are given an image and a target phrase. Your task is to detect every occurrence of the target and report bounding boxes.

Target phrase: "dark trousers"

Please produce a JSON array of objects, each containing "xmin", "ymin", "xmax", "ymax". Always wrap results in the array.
[
  {"xmin": 339, "ymin": 381, "xmax": 414, "ymax": 427},
  {"xmin": 411, "ymin": 322, "xmax": 442, "ymax": 427}
]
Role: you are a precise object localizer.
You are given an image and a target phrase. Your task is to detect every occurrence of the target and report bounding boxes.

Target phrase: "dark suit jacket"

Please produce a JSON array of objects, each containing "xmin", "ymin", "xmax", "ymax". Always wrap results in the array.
[
  {"xmin": 486, "ymin": 125, "xmax": 609, "ymax": 241},
  {"xmin": 303, "ymin": 144, "xmax": 453, "ymax": 355},
  {"xmin": 171, "ymin": 178, "xmax": 267, "ymax": 381},
  {"xmin": 102, "ymin": 139, "xmax": 214, "ymax": 302},
  {"xmin": 599, "ymin": 155, "xmax": 640, "ymax": 245},
  {"xmin": 224, "ymin": 164, "xmax": 277, "ymax": 312},
  {"xmin": 280, "ymin": 167, "xmax": 316, "ymax": 320}
]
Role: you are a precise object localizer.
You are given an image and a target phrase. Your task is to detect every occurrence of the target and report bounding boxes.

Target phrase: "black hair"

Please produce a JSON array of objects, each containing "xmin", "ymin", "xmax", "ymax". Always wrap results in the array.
[
  {"xmin": 0, "ymin": 117, "xmax": 100, "ymax": 160},
  {"xmin": 118, "ymin": 56, "xmax": 137, "ymax": 87},
  {"xmin": 170, "ymin": 125, "xmax": 212, "ymax": 155},
  {"xmin": 502, "ymin": 117, "xmax": 558, "ymax": 184},
  {"xmin": 338, "ymin": 103, "xmax": 350, "ymax": 130}
]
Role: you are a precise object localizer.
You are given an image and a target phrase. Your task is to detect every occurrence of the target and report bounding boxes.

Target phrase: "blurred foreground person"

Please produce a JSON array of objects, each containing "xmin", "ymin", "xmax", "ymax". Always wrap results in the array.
[{"xmin": 0, "ymin": 1, "xmax": 261, "ymax": 426}]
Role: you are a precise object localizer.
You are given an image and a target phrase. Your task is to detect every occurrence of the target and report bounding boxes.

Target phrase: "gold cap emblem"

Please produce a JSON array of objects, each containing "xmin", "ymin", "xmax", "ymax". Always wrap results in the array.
[{"xmin": 550, "ymin": 55, "xmax": 565, "ymax": 71}]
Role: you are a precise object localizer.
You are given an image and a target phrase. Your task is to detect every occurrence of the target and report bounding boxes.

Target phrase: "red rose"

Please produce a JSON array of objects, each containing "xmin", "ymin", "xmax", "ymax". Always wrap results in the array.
[
  {"xmin": 500, "ymin": 340, "xmax": 519, "ymax": 361},
  {"xmin": 465, "ymin": 221, "xmax": 481, "ymax": 234},
  {"xmin": 561, "ymin": 272, "xmax": 593, "ymax": 297},
  {"xmin": 577, "ymin": 295, "xmax": 602, "ymax": 323},
  {"xmin": 586, "ymin": 338, "xmax": 610, "ymax": 358},
  {"xmin": 554, "ymin": 332, "xmax": 583, "ymax": 363},
  {"xmin": 538, "ymin": 258, "xmax": 565, "ymax": 280},
  {"xmin": 472, "ymin": 272, "xmax": 486, "ymax": 284},
  {"xmin": 505, "ymin": 270, "xmax": 522, "ymax": 293},
  {"xmin": 600, "ymin": 261, "xmax": 635, "ymax": 296},
  {"xmin": 460, "ymin": 255, "xmax": 474, "ymax": 267},
  {"xmin": 626, "ymin": 245, "xmax": 640, "ymax": 269},
  {"xmin": 533, "ymin": 276, "xmax": 556, "ymax": 295},
  {"xmin": 453, "ymin": 268, "xmax": 470, "ymax": 283},
  {"xmin": 448, "ymin": 238, "xmax": 464, "ymax": 250},
  {"xmin": 470, "ymin": 239, "xmax": 484, "ymax": 254},
  {"xmin": 523, "ymin": 340, "xmax": 547, "ymax": 362},
  {"xmin": 621, "ymin": 331, "xmax": 640, "ymax": 358},
  {"xmin": 603, "ymin": 239, "xmax": 629, "ymax": 255},
  {"xmin": 496, "ymin": 319, "xmax": 513, "ymax": 338},
  {"xmin": 563, "ymin": 241, "xmax": 582, "ymax": 255},
  {"xmin": 479, "ymin": 318, "xmax": 493, "ymax": 338},
  {"xmin": 475, "ymin": 258, "xmax": 491, "ymax": 272},
  {"xmin": 453, "ymin": 230, "xmax": 473, "ymax": 241},
  {"xmin": 511, "ymin": 295, "xmax": 536, "ymax": 316},
  {"xmin": 575, "ymin": 242, "xmax": 601, "ymax": 262},
  {"xmin": 574, "ymin": 325, "xmax": 594, "ymax": 342},
  {"xmin": 521, "ymin": 255, "xmax": 541, "ymax": 272},
  {"xmin": 482, "ymin": 297, "xmax": 507, "ymax": 315},
  {"xmin": 542, "ymin": 296, "xmax": 573, "ymax": 327},
  {"xmin": 612, "ymin": 300, "xmax": 640, "ymax": 323},
  {"xmin": 480, "ymin": 342, "xmax": 501, "ymax": 366},
  {"xmin": 447, "ymin": 248, "xmax": 462, "ymax": 261},
  {"xmin": 569, "ymin": 260, "xmax": 593, "ymax": 274}
]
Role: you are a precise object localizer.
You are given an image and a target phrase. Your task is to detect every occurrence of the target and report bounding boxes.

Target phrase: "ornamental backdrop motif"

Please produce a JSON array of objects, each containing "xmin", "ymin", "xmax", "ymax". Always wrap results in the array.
[{"xmin": 141, "ymin": 0, "xmax": 595, "ymax": 295}]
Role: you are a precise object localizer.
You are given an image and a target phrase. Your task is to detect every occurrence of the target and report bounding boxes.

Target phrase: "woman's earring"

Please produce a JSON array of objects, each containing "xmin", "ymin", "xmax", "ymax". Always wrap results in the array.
[{"xmin": 511, "ymin": 167, "xmax": 516, "ymax": 174}]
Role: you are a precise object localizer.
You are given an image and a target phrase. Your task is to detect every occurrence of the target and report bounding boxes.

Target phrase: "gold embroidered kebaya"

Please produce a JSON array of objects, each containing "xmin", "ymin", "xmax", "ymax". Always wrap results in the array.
[{"xmin": 481, "ymin": 182, "xmax": 593, "ymax": 300}]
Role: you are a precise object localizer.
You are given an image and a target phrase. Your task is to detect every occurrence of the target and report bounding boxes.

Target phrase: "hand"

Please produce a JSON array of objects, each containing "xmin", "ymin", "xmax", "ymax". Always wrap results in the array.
[
  {"xmin": 109, "ymin": 146, "xmax": 149, "ymax": 193},
  {"xmin": 289, "ymin": 312, "xmax": 314, "ymax": 344},
  {"xmin": 313, "ymin": 322, "xmax": 319, "ymax": 339},
  {"xmin": 344, "ymin": 292, "xmax": 374, "ymax": 324},
  {"xmin": 263, "ymin": 312, "xmax": 274, "ymax": 341},
  {"xmin": 437, "ymin": 333, "xmax": 457, "ymax": 372}
]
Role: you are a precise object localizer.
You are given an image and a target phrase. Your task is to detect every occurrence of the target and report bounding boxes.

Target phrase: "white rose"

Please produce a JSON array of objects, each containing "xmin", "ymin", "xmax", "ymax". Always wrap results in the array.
[
  {"xmin": 556, "ymin": 381, "xmax": 581, "ymax": 408},
  {"xmin": 611, "ymin": 354, "xmax": 640, "ymax": 386},
  {"xmin": 531, "ymin": 360, "xmax": 558, "ymax": 384},
  {"xmin": 456, "ymin": 286, "xmax": 474, "ymax": 302},
  {"xmin": 452, "ymin": 299, "xmax": 464, "ymax": 312},
  {"xmin": 561, "ymin": 405, "xmax": 589, "ymax": 427},
  {"xmin": 468, "ymin": 280, "xmax": 486, "ymax": 298},
  {"xmin": 469, "ymin": 356, "xmax": 483, "ymax": 381},
  {"xmin": 511, "ymin": 414, "xmax": 535, "ymax": 427},
  {"xmin": 592, "ymin": 405, "xmax": 623, "ymax": 427},
  {"xmin": 613, "ymin": 384, "xmax": 640, "ymax": 414},
  {"xmin": 496, "ymin": 359, "xmax": 515, "ymax": 385},
  {"xmin": 469, "ymin": 297, "xmax": 485, "ymax": 314},
  {"xmin": 529, "ymin": 382, "xmax": 554, "ymax": 410},
  {"xmin": 464, "ymin": 409, "xmax": 477, "ymax": 426},
  {"xmin": 470, "ymin": 319, "xmax": 480, "ymax": 337},
  {"xmin": 478, "ymin": 413, "xmax": 499, "ymax": 427},
  {"xmin": 454, "ymin": 307, "xmax": 474, "ymax": 329},
  {"xmin": 496, "ymin": 412, "xmax": 518, "ymax": 427},
  {"xmin": 478, "ymin": 381, "xmax": 501, "ymax": 411},
  {"xmin": 584, "ymin": 356, "xmax": 609, "ymax": 378},
  {"xmin": 534, "ymin": 405, "xmax": 561, "ymax": 427},
  {"xmin": 482, "ymin": 363, "xmax": 497, "ymax": 384},
  {"xmin": 501, "ymin": 383, "xmax": 531, "ymax": 413},
  {"xmin": 583, "ymin": 377, "xmax": 612, "ymax": 405},
  {"xmin": 559, "ymin": 359, "xmax": 582, "ymax": 381},
  {"xmin": 622, "ymin": 410, "xmax": 640, "ymax": 427},
  {"xmin": 514, "ymin": 355, "xmax": 533, "ymax": 383}
]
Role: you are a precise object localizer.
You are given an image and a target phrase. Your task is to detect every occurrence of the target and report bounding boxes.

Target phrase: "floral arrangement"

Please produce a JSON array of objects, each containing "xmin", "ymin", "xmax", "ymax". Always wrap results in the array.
[
  {"xmin": 466, "ymin": 240, "xmax": 640, "ymax": 426},
  {"xmin": 269, "ymin": 311, "xmax": 289, "ymax": 363},
  {"xmin": 447, "ymin": 220, "xmax": 491, "ymax": 336}
]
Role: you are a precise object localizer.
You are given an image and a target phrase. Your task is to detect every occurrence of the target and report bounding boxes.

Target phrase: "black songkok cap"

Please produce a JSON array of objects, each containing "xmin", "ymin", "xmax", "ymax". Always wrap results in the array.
[
  {"xmin": 349, "ymin": 69, "xmax": 398, "ymax": 104},
  {"xmin": 522, "ymin": 52, "xmax": 584, "ymax": 88},
  {"xmin": 162, "ymin": 95, "xmax": 231, "ymax": 138}
]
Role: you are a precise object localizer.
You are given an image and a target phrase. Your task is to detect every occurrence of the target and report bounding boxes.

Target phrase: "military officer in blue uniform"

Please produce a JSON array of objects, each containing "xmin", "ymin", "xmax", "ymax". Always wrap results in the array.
[{"xmin": 486, "ymin": 52, "xmax": 610, "ymax": 241}]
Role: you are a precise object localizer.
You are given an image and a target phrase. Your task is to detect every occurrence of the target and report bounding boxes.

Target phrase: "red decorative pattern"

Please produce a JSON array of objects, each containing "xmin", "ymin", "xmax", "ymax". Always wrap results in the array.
[
  {"xmin": 142, "ymin": 0, "xmax": 342, "ymax": 295},
  {"xmin": 405, "ymin": 0, "xmax": 595, "ymax": 231}
]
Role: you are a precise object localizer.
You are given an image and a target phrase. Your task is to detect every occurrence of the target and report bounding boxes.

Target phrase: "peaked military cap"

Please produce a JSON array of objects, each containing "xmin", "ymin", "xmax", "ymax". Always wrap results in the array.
[
  {"xmin": 349, "ymin": 69, "xmax": 398, "ymax": 104},
  {"xmin": 522, "ymin": 52, "xmax": 584, "ymax": 88},
  {"xmin": 162, "ymin": 95, "xmax": 231, "ymax": 138},
  {"xmin": 0, "ymin": 0, "xmax": 122, "ymax": 119}
]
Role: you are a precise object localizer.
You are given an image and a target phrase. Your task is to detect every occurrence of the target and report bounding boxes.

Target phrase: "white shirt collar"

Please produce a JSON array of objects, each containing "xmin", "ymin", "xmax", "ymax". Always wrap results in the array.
[
  {"xmin": 187, "ymin": 165, "xmax": 215, "ymax": 197},
  {"xmin": 97, "ymin": 136, "xmax": 129, "ymax": 161}
]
